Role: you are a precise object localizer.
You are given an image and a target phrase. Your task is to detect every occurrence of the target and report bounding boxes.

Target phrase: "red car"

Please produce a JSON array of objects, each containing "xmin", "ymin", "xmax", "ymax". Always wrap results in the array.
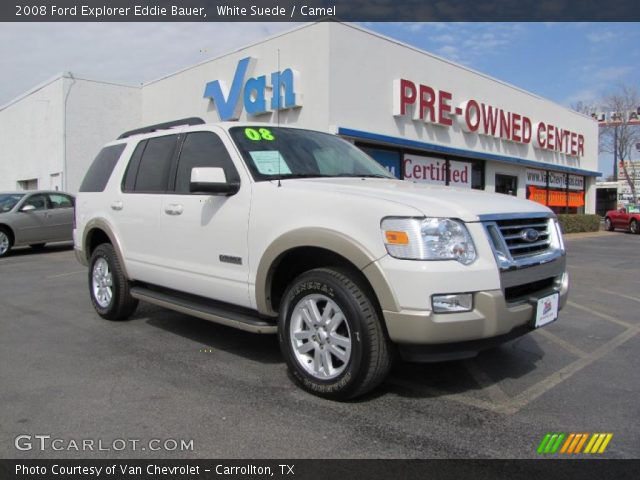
[{"xmin": 604, "ymin": 204, "xmax": 640, "ymax": 234}]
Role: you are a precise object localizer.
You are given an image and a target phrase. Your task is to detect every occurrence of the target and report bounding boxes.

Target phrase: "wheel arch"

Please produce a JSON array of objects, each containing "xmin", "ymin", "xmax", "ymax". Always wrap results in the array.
[
  {"xmin": 255, "ymin": 228, "xmax": 398, "ymax": 317},
  {"xmin": 82, "ymin": 218, "xmax": 130, "ymax": 278},
  {"xmin": 0, "ymin": 223, "xmax": 15, "ymax": 243}
]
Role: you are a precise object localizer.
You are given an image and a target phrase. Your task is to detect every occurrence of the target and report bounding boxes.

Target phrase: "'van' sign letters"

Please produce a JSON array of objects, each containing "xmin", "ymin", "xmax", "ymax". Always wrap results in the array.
[{"xmin": 203, "ymin": 57, "xmax": 302, "ymax": 121}]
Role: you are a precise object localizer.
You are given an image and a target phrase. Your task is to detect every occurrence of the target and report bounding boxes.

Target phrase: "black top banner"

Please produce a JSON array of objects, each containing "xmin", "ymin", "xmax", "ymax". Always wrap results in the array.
[{"xmin": 3, "ymin": 0, "xmax": 640, "ymax": 22}]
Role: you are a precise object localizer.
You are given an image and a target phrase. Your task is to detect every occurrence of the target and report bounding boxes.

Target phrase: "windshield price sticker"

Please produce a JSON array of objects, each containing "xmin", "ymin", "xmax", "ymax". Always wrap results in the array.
[
  {"xmin": 249, "ymin": 151, "xmax": 291, "ymax": 175},
  {"xmin": 245, "ymin": 127, "xmax": 275, "ymax": 141}
]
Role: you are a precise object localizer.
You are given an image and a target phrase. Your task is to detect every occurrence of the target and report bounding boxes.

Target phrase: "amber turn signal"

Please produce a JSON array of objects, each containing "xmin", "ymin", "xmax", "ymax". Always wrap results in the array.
[{"xmin": 384, "ymin": 230, "xmax": 409, "ymax": 245}]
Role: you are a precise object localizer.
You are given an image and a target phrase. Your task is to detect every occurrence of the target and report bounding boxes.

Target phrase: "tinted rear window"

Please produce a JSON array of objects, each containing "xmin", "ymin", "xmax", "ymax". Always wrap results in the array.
[
  {"xmin": 121, "ymin": 140, "xmax": 147, "ymax": 193},
  {"xmin": 133, "ymin": 135, "xmax": 178, "ymax": 192},
  {"xmin": 79, "ymin": 144, "xmax": 126, "ymax": 192}
]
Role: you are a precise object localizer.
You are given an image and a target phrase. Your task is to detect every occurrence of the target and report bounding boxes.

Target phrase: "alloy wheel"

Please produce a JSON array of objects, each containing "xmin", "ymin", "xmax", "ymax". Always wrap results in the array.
[
  {"xmin": 0, "ymin": 231, "xmax": 9, "ymax": 256},
  {"xmin": 289, "ymin": 294, "xmax": 352, "ymax": 380},
  {"xmin": 92, "ymin": 257, "xmax": 113, "ymax": 308}
]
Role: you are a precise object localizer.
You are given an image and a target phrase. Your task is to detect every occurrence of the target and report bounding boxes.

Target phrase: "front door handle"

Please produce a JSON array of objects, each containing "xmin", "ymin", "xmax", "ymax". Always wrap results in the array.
[
  {"xmin": 164, "ymin": 204, "xmax": 183, "ymax": 216},
  {"xmin": 111, "ymin": 201, "xmax": 123, "ymax": 211}
]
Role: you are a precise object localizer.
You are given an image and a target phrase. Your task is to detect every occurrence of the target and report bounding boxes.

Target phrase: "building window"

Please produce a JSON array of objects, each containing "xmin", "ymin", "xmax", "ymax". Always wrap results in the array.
[
  {"xmin": 355, "ymin": 142, "xmax": 485, "ymax": 190},
  {"xmin": 403, "ymin": 153, "xmax": 484, "ymax": 190},
  {"xmin": 358, "ymin": 146, "xmax": 401, "ymax": 178},
  {"xmin": 17, "ymin": 179, "xmax": 38, "ymax": 191},
  {"xmin": 495, "ymin": 174, "xmax": 518, "ymax": 196},
  {"xmin": 403, "ymin": 153, "xmax": 453, "ymax": 185},
  {"xmin": 50, "ymin": 173, "xmax": 62, "ymax": 191},
  {"xmin": 526, "ymin": 169, "xmax": 585, "ymax": 214}
]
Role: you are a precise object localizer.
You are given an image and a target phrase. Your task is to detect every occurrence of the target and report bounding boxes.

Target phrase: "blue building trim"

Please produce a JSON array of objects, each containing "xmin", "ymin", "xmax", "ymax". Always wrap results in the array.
[{"xmin": 338, "ymin": 127, "xmax": 601, "ymax": 177}]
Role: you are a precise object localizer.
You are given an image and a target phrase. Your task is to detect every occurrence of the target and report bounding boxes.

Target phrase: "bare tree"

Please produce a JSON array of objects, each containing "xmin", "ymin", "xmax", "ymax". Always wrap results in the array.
[
  {"xmin": 599, "ymin": 84, "xmax": 640, "ymax": 203},
  {"xmin": 571, "ymin": 100, "xmax": 597, "ymax": 116}
]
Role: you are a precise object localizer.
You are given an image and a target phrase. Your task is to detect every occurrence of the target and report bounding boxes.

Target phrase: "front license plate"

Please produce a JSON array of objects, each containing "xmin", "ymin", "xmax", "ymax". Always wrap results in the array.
[{"xmin": 533, "ymin": 293, "xmax": 559, "ymax": 328}]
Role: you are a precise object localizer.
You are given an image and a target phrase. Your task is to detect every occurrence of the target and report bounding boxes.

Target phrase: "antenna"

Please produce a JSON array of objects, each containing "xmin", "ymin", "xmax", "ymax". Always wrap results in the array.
[{"xmin": 277, "ymin": 48, "xmax": 282, "ymax": 188}]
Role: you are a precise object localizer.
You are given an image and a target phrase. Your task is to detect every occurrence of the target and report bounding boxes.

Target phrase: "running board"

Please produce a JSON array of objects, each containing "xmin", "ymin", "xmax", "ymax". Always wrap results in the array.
[{"xmin": 130, "ymin": 286, "xmax": 277, "ymax": 334}]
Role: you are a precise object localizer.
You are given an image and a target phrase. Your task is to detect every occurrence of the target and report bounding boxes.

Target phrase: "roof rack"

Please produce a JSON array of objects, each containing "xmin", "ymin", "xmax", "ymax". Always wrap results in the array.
[{"xmin": 118, "ymin": 117, "xmax": 205, "ymax": 139}]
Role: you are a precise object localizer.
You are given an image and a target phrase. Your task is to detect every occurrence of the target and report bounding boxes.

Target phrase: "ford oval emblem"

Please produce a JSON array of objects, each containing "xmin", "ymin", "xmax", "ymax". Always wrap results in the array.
[{"xmin": 520, "ymin": 228, "xmax": 540, "ymax": 243}]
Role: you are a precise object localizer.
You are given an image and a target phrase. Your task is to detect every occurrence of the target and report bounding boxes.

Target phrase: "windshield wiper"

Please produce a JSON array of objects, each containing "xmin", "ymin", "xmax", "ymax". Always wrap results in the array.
[
  {"xmin": 271, "ymin": 173, "xmax": 333, "ymax": 180},
  {"xmin": 333, "ymin": 174, "xmax": 391, "ymax": 179},
  {"xmin": 270, "ymin": 173, "xmax": 392, "ymax": 180}
]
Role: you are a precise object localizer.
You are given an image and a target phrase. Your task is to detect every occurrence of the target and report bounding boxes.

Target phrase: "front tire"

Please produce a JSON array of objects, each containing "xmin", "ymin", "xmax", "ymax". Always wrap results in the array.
[
  {"xmin": 604, "ymin": 217, "xmax": 614, "ymax": 231},
  {"xmin": 0, "ymin": 227, "xmax": 13, "ymax": 258},
  {"xmin": 631, "ymin": 219, "xmax": 639, "ymax": 234},
  {"xmin": 278, "ymin": 268, "xmax": 392, "ymax": 400},
  {"xmin": 89, "ymin": 243, "xmax": 138, "ymax": 320}
]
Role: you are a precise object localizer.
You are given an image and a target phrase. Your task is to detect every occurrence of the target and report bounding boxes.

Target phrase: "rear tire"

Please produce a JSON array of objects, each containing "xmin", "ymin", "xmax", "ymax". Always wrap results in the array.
[
  {"xmin": 89, "ymin": 243, "xmax": 138, "ymax": 320},
  {"xmin": 631, "ymin": 219, "xmax": 639, "ymax": 234},
  {"xmin": 278, "ymin": 268, "xmax": 392, "ymax": 400},
  {"xmin": 0, "ymin": 227, "xmax": 13, "ymax": 258},
  {"xmin": 604, "ymin": 217, "xmax": 614, "ymax": 231}
]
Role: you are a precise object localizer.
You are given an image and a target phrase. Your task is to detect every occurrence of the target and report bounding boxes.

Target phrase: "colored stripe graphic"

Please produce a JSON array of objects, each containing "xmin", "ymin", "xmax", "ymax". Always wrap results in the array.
[
  {"xmin": 567, "ymin": 433, "xmax": 583, "ymax": 453},
  {"xmin": 537, "ymin": 434, "xmax": 552, "ymax": 454},
  {"xmin": 537, "ymin": 433, "xmax": 565, "ymax": 454},
  {"xmin": 550, "ymin": 433, "xmax": 565, "ymax": 453},
  {"xmin": 585, "ymin": 433, "xmax": 613, "ymax": 454},
  {"xmin": 560, "ymin": 433, "xmax": 575, "ymax": 454},
  {"xmin": 539, "ymin": 433, "xmax": 613, "ymax": 455},
  {"xmin": 574, "ymin": 433, "xmax": 589, "ymax": 453}
]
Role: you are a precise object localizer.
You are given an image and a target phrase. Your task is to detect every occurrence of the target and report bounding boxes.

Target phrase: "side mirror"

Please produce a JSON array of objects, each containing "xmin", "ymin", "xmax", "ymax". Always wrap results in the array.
[
  {"xmin": 189, "ymin": 167, "xmax": 239, "ymax": 196},
  {"xmin": 20, "ymin": 204, "xmax": 36, "ymax": 212}
]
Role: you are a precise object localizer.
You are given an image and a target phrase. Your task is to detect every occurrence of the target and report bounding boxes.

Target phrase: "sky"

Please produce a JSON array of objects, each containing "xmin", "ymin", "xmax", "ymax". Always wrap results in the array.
[{"xmin": 1, "ymin": 22, "xmax": 638, "ymax": 175}]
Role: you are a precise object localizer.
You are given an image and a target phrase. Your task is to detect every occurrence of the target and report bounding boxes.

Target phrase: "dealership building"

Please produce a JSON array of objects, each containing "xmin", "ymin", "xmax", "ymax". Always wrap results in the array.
[{"xmin": 0, "ymin": 22, "xmax": 599, "ymax": 213}]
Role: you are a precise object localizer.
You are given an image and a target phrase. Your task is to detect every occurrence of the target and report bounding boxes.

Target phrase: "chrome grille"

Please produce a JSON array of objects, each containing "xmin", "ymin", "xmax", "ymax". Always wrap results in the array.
[{"xmin": 495, "ymin": 217, "xmax": 551, "ymax": 258}]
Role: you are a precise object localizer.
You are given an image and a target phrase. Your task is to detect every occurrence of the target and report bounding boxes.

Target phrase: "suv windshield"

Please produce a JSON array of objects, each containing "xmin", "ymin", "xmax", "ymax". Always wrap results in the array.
[
  {"xmin": 0, "ymin": 194, "xmax": 24, "ymax": 212},
  {"xmin": 230, "ymin": 126, "xmax": 394, "ymax": 181}
]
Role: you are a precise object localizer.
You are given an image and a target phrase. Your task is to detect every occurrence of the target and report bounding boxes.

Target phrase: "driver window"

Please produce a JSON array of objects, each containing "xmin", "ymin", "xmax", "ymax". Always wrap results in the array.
[
  {"xmin": 23, "ymin": 194, "xmax": 48, "ymax": 211},
  {"xmin": 174, "ymin": 132, "xmax": 239, "ymax": 193},
  {"xmin": 48, "ymin": 194, "xmax": 73, "ymax": 209}
]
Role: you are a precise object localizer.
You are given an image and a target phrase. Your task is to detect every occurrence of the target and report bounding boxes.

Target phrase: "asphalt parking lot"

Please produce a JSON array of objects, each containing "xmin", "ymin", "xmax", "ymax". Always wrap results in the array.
[{"xmin": 1, "ymin": 232, "xmax": 638, "ymax": 459}]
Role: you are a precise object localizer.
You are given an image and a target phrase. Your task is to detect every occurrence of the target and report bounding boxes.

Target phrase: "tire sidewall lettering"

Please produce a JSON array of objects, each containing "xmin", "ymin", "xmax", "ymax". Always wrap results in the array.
[{"xmin": 280, "ymin": 272, "xmax": 367, "ymax": 397}]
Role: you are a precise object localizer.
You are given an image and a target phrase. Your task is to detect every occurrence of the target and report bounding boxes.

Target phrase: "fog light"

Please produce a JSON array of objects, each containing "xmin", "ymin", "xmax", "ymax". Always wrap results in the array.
[{"xmin": 432, "ymin": 293, "xmax": 473, "ymax": 313}]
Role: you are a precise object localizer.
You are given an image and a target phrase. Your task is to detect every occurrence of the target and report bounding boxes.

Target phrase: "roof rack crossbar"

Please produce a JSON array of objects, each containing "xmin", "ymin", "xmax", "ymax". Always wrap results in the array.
[{"xmin": 118, "ymin": 117, "xmax": 205, "ymax": 139}]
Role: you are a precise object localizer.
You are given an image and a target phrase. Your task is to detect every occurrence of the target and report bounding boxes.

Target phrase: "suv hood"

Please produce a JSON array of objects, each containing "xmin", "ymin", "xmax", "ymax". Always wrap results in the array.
[{"xmin": 286, "ymin": 178, "xmax": 552, "ymax": 222}]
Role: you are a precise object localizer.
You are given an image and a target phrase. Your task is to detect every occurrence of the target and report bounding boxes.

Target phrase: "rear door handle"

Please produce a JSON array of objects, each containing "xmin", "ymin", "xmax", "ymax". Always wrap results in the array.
[
  {"xmin": 164, "ymin": 204, "xmax": 183, "ymax": 216},
  {"xmin": 111, "ymin": 201, "xmax": 123, "ymax": 211}
]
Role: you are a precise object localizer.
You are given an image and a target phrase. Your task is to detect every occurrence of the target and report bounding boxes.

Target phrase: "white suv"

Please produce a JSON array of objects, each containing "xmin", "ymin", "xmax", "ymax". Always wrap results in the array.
[{"xmin": 74, "ymin": 118, "xmax": 569, "ymax": 399}]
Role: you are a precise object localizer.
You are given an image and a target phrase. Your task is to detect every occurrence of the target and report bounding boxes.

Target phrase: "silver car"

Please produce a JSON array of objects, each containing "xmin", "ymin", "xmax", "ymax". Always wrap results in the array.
[{"xmin": 0, "ymin": 191, "xmax": 75, "ymax": 257}]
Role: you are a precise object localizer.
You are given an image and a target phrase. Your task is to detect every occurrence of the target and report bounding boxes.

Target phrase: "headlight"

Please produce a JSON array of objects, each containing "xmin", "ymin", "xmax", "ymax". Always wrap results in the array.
[
  {"xmin": 381, "ymin": 217, "xmax": 477, "ymax": 265},
  {"xmin": 549, "ymin": 218, "xmax": 566, "ymax": 253}
]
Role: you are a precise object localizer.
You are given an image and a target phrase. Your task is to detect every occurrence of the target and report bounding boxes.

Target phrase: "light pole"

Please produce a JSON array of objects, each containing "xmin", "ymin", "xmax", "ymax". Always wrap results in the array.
[{"xmin": 613, "ymin": 126, "xmax": 618, "ymax": 181}]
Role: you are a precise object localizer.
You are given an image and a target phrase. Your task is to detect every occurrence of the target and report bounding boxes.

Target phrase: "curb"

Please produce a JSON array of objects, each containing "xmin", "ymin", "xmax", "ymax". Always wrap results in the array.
[{"xmin": 563, "ymin": 231, "xmax": 609, "ymax": 240}]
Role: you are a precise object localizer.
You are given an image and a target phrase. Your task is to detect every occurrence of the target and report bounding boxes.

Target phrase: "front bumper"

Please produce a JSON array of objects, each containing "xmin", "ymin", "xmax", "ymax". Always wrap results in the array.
[
  {"xmin": 384, "ymin": 278, "xmax": 567, "ymax": 340},
  {"xmin": 381, "ymin": 258, "xmax": 569, "ymax": 360}
]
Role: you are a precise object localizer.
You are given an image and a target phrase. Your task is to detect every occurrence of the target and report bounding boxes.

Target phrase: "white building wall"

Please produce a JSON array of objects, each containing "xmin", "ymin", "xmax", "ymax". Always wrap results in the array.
[
  {"xmin": 141, "ymin": 24, "xmax": 332, "ymax": 131},
  {"xmin": 0, "ymin": 78, "xmax": 64, "ymax": 191},
  {"xmin": 0, "ymin": 22, "xmax": 600, "ymax": 212},
  {"xmin": 64, "ymin": 77, "xmax": 141, "ymax": 193},
  {"xmin": 586, "ymin": 177, "xmax": 597, "ymax": 213},
  {"xmin": 326, "ymin": 23, "xmax": 599, "ymax": 175},
  {"xmin": 485, "ymin": 162, "xmax": 528, "ymax": 197}
]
